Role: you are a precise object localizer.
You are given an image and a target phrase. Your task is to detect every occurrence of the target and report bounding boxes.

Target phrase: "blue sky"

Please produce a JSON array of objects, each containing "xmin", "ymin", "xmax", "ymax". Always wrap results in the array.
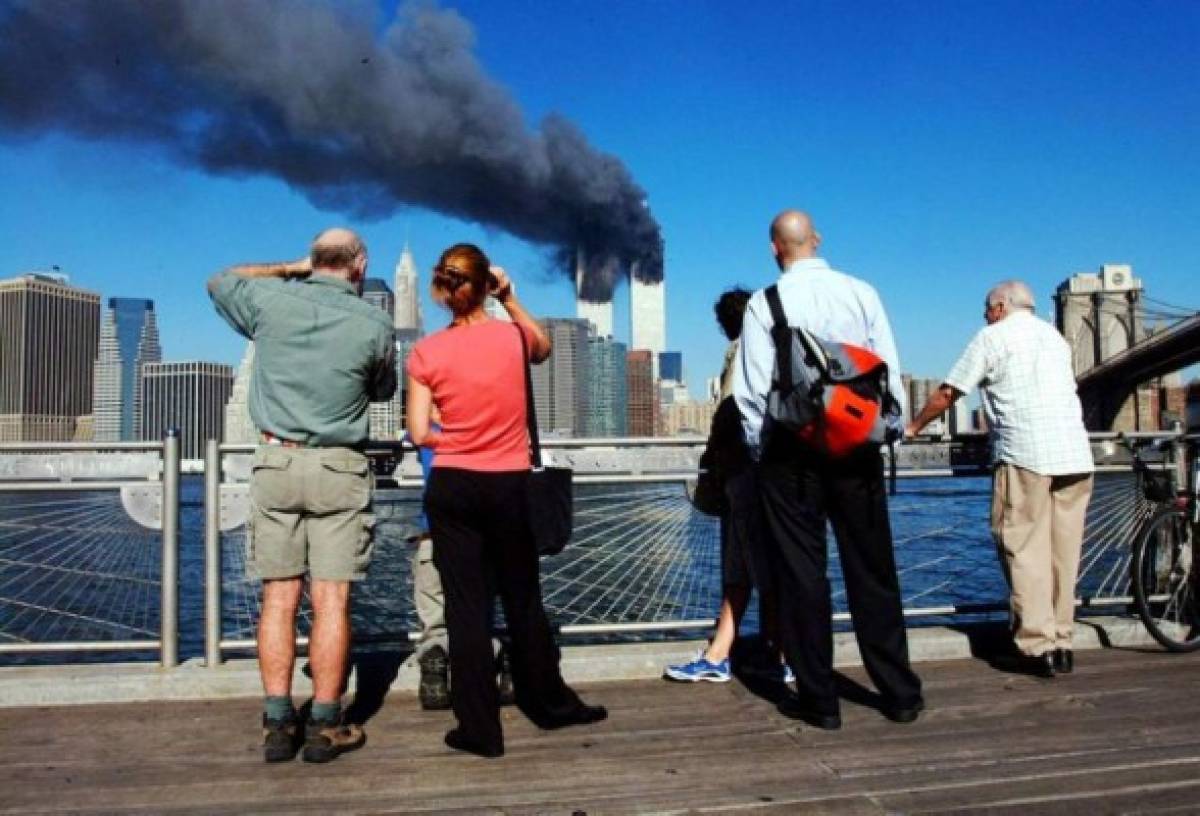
[{"xmin": 1, "ymin": 0, "xmax": 1197, "ymax": 395}]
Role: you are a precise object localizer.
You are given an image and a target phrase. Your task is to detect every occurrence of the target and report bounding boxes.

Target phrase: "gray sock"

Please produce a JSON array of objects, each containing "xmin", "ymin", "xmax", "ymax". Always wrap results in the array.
[
  {"xmin": 311, "ymin": 700, "xmax": 340, "ymax": 722},
  {"xmin": 264, "ymin": 695, "xmax": 294, "ymax": 722}
]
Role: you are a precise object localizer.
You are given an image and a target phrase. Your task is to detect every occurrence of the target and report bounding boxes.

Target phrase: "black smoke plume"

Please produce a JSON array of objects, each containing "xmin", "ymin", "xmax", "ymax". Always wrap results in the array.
[{"xmin": 0, "ymin": 0, "xmax": 661, "ymax": 300}]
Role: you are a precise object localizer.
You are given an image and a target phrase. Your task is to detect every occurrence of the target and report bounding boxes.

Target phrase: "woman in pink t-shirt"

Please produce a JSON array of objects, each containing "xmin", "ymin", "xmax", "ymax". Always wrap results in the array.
[{"xmin": 406, "ymin": 243, "xmax": 606, "ymax": 758}]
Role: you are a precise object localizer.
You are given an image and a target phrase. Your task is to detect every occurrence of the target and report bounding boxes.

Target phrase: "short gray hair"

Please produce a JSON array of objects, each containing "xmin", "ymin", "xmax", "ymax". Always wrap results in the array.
[{"xmin": 987, "ymin": 280, "xmax": 1035, "ymax": 312}]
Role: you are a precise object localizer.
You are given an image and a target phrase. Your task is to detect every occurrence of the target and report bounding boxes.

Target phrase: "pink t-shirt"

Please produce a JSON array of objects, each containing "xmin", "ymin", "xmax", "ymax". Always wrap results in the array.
[{"xmin": 406, "ymin": 320, "xmax": 537, "ymax": 472}]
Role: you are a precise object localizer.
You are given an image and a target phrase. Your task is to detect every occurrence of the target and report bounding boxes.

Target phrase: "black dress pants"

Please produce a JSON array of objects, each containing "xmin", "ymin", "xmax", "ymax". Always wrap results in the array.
[
  {"xmin": 425, "ymin": 467, "xmax": 583, "ymax": 752},
  {"xmin": 758, "ymin": 437, "xmax": 922, "ymax": 714}
]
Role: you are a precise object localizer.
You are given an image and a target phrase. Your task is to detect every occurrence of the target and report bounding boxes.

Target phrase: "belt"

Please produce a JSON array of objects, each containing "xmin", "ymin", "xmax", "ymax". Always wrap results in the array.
[{"xmin": 262, "ymin": 432, "xmax": 304, "ymax": 448}]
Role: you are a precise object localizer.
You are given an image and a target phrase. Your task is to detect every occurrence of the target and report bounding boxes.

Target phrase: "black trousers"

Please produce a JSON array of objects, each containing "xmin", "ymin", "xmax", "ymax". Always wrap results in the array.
[
  {"xmin": 425, "ymin": 467, "xmax": 583, "ymax": 751},
  {"xmin": 758, "ymin": 437, "xmax": 922, "ymax": 713}
]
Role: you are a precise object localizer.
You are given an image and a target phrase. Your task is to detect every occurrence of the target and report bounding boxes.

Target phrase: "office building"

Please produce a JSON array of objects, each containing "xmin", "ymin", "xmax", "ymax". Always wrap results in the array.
[
  {"xmin": 140, "ymin": 361, "xmax": 233, "ymax": 459},
  {"xmin": 585, "ymin": 334, "xmax": 627, "ymax": 437},
  {"xmin": 93, "ymin": 298, "xmax": 160, "ymax": 442},
  {"xmin": 393, "ymin": 243, "xmax": 423, "ymax": 333},
  {"xmin": 0, "ymin": 273, "xmax": 101, "ymax": 442},
  {"xmin": 362, "ymin": 278, "xmax": 395, "ymax": 319},
  {"xmin": 906, "ymin": 376, "xmax": 946, "ymax": 436},
  {"xmin": 530, "ymin": 318, "xmax": 591, "ymax": 437},
  {"xmin": 224, "ymin": 343, "xmax": 257, "ymax": 444},
  {"xmin": 361, "ymin": 278, "xmax": 399, "ymax": 437},
  {"xmin": 661, "ymin": 399, "xmax": 718, "ymax": 437},
  {"xmin": 626, "ymin": 349, "xmax": 659, "ymax": 436},
  {"xmin": 575, "ymin": 249, "xmax": 614, "ymax": 338},
  {"xmin": 630, "ymin": 274, "xmax": 666, "ymax": 363},
  {"xmin": 658, "ymin": 351, "xmax": 683, "ymax": 385}
]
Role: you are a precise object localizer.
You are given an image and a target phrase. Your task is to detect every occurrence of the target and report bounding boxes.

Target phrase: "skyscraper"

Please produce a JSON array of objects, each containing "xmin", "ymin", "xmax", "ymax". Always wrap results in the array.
[
  {"xmin": 393, "ymin": 328, "xmax": 421, "ymax": 430},
  {"xmin": 585, "ymin": 334, "xmax": 627, "ymax": 437},
  {"xmin": 93, "ymin": 298, "xmax": 160, "ymax": 441},
  {"xmin": 223, "ymin": 343, "xmax": 257, "ymax": 444},
  {"xmin": 630, "ymin": 273, "xmax": 666, "ymax": 358},
  {"xmin": 140, "ymin": 361, "xmax": 233, "ymax": 459},
  {"xmin": 575, "ymin": 249, "xmax": 614, "ymax": 338},
  {"xmin": 658, "ymin": 351, "xmax": 683, "ymax": 384},
  {"xmin": 530, "ymin": 318, "xmax": 592, "ymax": 437},
  {"xmin": 360, "ymin": 278, "xmax": 398, "ymax": 438},
  {"xmin": 626, "ymin": 349, "xmax": 658, "ymax": 436},
  {"xmin": 393, "ymin": 243, "xmax": 422, "ymax": 333},
  {"xmin": 0, "ymin": 273, "xmax": 100, "ymax": 442}
]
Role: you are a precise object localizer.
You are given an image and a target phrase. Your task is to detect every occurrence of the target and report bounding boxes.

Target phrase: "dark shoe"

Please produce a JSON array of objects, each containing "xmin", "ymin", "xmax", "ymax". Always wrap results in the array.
[
  {"xmin": 496, "ymin": 647, "xmax": 515, "ymax": 707},
  {"xmin": 418, "ymin": 645, "xmax": 451, "ymax": 711},
  {"xmin": 262, "ymin": 713, "xmax": 301, "ymax": 763},
  {"xmin": 444, "ymin": 728, "xmax": 504, "ymax": 759},
  {"xmin": 776, "ymin": 695, "xmax": 842, "ymax": 730},
  {"xmin": 1053, "ymin": 648, "xmax": 1074, "ymax": 674},
  {"xmin": 994, "ymin": 651, "xmax": 1055, "ymax": 678},
  {"xmin": 302, "ymin": 716, "xmax": 366, "ymax": 763},
  {"xmin": 882, "ymin": 698, "xmax": 925, "ymax": 724},
  {"xmin": 540, "ymin": 703, "xmax": 609, "ymax": 730}
]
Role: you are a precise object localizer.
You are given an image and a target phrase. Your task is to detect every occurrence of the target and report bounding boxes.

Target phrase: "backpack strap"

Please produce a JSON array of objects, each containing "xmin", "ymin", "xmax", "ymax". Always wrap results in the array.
[{"xmin": 764, "ymin": 285, "xmax": 794, "ymax": 394}]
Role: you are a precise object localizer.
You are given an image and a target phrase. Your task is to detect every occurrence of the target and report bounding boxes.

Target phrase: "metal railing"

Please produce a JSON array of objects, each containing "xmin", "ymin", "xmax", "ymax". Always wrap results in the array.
[
  {"xmin": 0, "ymin": 432, "xmax": 181, "ymax": 666},
  {"xmin": 0, "ymin": 430, "xmax": 1181, "ymax": 668},
  {"xmin": 195, "ymin": 432, "xmax": 1178, "ymax": 666}
]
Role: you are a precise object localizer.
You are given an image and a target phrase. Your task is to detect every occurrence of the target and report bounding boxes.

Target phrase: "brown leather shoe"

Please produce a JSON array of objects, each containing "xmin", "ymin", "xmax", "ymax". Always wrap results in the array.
[{"xmin": 302, "ymin": 717, "xmax": 366, "ymax": 763}]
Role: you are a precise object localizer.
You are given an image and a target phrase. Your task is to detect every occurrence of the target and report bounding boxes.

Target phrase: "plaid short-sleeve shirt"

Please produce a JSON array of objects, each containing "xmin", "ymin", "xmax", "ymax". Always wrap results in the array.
[{"xmin": 944, "ymin": 311, "xmax": 1093, "ymax": 476}]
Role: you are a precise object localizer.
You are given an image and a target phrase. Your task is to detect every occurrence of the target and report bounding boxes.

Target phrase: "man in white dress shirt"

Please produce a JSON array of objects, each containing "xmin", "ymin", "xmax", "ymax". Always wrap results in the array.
[
  {"xmin": 908, "ymin": 280, "xmax": 1094, "ymax": 678},
  {"xmin": 733, "ymin": 210, "xmax": 923, "ymax": 729}
]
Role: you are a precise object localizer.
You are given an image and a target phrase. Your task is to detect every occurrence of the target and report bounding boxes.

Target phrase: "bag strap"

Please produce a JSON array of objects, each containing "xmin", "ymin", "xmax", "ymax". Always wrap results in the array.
[
  {"xmin": 515, "ymin": 324, "xmax": 544, "ymax": 469},
  {"xmin": 764, "ymin": 285, "xmax": 794, "ymax": 394}
]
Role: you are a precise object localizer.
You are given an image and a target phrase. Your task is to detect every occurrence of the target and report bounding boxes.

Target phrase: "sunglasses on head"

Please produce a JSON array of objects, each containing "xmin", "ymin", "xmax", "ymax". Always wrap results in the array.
[{"xmin": 434, "ymin": 265, "xmax": 471, "ymax": 291}]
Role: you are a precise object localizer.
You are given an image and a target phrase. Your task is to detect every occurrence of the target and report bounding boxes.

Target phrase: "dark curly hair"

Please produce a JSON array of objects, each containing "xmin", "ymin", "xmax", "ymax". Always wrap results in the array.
[{"xmin": 714, "ymin": 287, "xmax": 752, "ymax": 341}]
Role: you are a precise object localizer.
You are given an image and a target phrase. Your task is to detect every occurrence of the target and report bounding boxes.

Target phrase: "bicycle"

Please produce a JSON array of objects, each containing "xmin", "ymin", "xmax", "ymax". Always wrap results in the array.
[{"xmin": 1123, "ymin": 431, "xmax": 1200, "ymax": 652}]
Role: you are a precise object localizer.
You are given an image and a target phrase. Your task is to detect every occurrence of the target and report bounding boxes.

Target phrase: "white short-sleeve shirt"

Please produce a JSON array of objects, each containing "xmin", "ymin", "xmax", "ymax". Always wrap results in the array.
[{"xmin": 944, "ymin": 310, "xmax": 1093, "ymax": 476}]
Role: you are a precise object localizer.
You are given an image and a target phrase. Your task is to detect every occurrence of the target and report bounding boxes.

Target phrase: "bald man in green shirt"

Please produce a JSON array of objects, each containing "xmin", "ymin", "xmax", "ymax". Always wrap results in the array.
[{"xmin": 209, "ymin": 227, "xmax": 396, "ymax": 764}]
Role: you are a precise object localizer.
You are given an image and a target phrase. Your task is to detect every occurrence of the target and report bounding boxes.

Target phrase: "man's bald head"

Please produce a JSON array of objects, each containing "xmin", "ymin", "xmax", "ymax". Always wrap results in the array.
[
  {"xmin": 769, "ymin": 210, "xmax": 821, "ymax": 270},
  {"xmin": 310, "ymin": 227, "xmax": 367, "ymax": 275},
  {"xmin": 984, "ymin": 280, "xmax": 1035, "ymax": 324}
]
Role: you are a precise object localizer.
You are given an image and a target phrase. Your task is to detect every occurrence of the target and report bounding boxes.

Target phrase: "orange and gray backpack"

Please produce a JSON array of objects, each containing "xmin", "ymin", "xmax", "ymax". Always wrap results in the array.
[{"xmin": 763, "ymin": 284, "xmax": 901, "ymax": 464}]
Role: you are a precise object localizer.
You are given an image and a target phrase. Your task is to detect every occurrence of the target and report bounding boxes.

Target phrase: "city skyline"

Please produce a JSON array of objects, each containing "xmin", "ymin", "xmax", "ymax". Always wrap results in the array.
[{"xmin": 1, "ymin": 2, "xmax": 1197, "ymax": 398}]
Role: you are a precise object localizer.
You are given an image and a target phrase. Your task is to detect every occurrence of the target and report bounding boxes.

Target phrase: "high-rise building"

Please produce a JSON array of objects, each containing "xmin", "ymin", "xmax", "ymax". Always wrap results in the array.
[
  {"xmin": 530, "ymin": 318, "xmax": 591, "ymax": 437},
  {"xmin": 906, "ymin": 376, "xmax": 946, "ymax": 436},
  {"xmin": 140, "ymin": 361, "xmax": 233, "ymax": 459},
  {"xmin": 626, "ymin": 349, "xmax": 658, "ymax": 436},
  {"xmin": 362, "ymin": 278, "xmax": 395, "ymax": 319},
  {"xmin": 224, "ymin": 343, "xmax": 257, "ymax": 444},
  {"xmin": 393, "ymin": 243, "xmax": 422, "ymax": 333},
  {"xmin": 360, "ymin": 278, "xmax": 398, "ymax": 438},
  {"xmin": 585, "ymin": 334, "xmax": 627, "ymax": 437},
  {"xmin": 630, "ymin": 274, "xmax": 666, "ymax": 362},
  {"xmin": 661, "ymin": 399, "xmax": 718, "ymax": 437},
  {"xmin": 0, "ymin": 273, "xmax": 101, "ymax": 442},
  {"xmin": 93, "ymin": 298, "xmax": 160, "ymax": 441},
  {"xmin": 658, "ymin": 351, "xmax": 683, "ymax": 384},
  {"xmin": 575, "ymin": 249, "xmax": 614, "ymax": 338}
]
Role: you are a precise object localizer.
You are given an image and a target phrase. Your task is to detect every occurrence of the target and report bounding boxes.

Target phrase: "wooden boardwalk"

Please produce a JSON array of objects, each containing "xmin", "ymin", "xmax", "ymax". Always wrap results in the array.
[{"xmin": 3, "ymin": 647, "xmax": 1200, "ymax": 815}]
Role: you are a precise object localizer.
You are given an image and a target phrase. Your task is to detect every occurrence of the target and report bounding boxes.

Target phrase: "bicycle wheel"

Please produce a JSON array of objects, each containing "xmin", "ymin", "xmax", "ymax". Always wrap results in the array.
[{"xmin": 1131, "ymin": 507, "xmax": 1200, "ymax": 652}]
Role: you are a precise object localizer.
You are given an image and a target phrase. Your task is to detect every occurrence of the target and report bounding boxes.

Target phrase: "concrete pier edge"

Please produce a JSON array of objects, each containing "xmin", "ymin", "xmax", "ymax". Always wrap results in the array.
[{"xmin": 0, "ymin": 616, "xmax": 1161, "ymax": 708}]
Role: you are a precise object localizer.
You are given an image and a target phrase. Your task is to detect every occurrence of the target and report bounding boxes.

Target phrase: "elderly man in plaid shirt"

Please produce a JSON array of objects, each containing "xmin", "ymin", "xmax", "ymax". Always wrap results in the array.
[{"xmin": 907, "ymin": 280, "xmax": 1094, "ymax": 678}]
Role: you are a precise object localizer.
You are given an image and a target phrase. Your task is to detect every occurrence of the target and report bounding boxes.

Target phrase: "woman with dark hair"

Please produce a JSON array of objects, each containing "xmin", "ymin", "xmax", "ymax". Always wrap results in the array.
[{"xmin": 406, "ymin": 243, "xmax": 606, "ymax": 758}]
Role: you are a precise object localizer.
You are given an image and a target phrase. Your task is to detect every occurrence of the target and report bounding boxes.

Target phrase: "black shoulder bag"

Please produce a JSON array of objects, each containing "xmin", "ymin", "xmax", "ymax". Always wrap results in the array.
[{"xmin": 516, "ymin": 326, "xmax": 574, "ymax": 556}]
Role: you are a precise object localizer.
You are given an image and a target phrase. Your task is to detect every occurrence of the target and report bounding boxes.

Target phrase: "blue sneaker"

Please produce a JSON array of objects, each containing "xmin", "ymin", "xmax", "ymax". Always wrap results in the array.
[{"xmin": 664, "ymin": 653, "xmax": 732, "ymax": 683}]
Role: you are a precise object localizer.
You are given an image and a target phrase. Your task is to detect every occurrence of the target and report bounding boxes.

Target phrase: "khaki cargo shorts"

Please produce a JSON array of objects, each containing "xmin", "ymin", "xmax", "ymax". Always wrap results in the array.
[{"xmin": 246, "ymin": 445, "xmax": 376, "ymax": 582}]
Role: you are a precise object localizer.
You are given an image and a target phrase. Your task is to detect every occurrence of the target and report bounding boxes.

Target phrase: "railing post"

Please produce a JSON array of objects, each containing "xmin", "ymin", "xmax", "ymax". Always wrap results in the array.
[
  {"xmin": 160, "ymin": 428, "xmax": 181, "ymax": 669},
  {"xmin": 204, "ymin": 439, "xmax": 223, "ymax": 668}
]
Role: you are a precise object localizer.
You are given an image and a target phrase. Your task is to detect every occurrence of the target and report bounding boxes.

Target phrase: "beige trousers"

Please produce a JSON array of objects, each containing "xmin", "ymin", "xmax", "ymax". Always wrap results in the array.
[{"xmin": 990, "ymin": 464, "xmax": 1094, "ymax": 656}]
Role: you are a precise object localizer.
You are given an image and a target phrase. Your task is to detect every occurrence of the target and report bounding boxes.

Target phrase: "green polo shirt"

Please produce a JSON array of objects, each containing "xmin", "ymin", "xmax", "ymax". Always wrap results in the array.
[{"xmin": 209, "ymin": 271, "xmax": 396, "ymax": 447}]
